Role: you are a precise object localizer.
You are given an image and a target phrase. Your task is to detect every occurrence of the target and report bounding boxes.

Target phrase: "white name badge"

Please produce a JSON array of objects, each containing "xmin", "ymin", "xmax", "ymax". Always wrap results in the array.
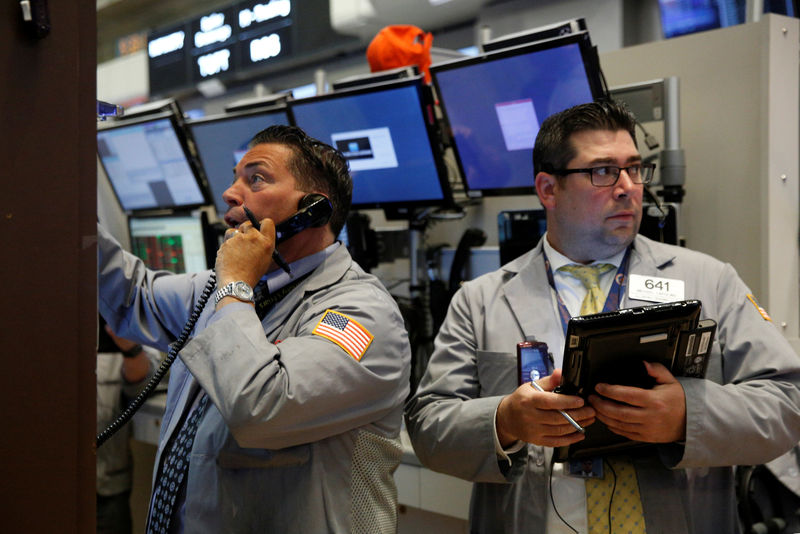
[{"xmin": 628, "ymin": 273, "xmax": 685, "ymax": 303}]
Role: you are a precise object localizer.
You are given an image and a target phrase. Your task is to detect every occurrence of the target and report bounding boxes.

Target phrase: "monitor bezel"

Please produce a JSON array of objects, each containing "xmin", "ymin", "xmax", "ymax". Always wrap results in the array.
[
  {"xmin": 287, "ymin": 75, "xmax": 455, "ymax": 213},
  {"xmin": 186, "ymin": 104, "xmax": 291, "ymax": 217},
  {"xmin": 430, "ymin": 31, "xmax": 605, "ymax": 197},
  {"xmin": 97, "ymin": 110, "xmax": 212, "ymax": 214}
]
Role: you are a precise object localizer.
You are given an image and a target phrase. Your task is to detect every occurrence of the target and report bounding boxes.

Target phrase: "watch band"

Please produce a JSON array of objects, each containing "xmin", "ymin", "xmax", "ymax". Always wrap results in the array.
[
  {"xmin": 215, "ymin": 281, "xmax": 254, "ymax": 304},
  {"xmin": 121, "ymin": 344, "xmax": 143, "ymax": 358}
]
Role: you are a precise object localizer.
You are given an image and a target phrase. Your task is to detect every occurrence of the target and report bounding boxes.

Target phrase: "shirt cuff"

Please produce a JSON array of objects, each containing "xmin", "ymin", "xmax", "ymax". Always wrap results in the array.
[{"xmin": 493, "ymin": 404, "xmax": 526, "ymax": 465}]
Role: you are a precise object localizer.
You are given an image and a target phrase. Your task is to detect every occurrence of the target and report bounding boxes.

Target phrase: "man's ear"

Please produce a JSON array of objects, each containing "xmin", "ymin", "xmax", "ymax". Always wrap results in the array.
[{"xmin": 535, "ymin": 172, "xmax": 558, "ymax": 210}]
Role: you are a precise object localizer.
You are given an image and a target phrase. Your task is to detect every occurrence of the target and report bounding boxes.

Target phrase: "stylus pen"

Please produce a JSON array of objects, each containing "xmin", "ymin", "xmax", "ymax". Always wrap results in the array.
[
  {"xmin": 242, "ymin": 206, "xmax": 292, "ymax": 275},
  {"xmin": 530, "ymin": 381, "xmax": 585, "ymax": 434}
]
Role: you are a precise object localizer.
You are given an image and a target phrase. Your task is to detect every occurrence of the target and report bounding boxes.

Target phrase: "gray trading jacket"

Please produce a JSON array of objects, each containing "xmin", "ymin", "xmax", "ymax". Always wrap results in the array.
[
  {"xmin": 407, "ymin": 235, "xmax": 800, "ymax": 534},
  {"xmin": 98, "ymin": 225, "xmax": 411, "ymax": 533}
]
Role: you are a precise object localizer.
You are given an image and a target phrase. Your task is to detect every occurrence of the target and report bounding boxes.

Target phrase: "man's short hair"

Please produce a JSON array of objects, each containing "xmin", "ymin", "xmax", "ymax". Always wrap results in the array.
[
  {"xmin": 248, "ymin": 125, "xmax": 352, "ymax": 236},
  {"xmin": 532, "ymin": 100, "xmax": 638, "ymax": 177}
]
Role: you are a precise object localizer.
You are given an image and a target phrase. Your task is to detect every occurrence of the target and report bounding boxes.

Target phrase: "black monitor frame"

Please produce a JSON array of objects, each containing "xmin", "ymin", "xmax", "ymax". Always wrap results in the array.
[
  {"xmin": 287, "ymin": 75, "xmax": 454, "ymax": 216},
  {"xmin": 431, "ymin": 31, "xmax": 605, "ymax": 197},
  {"xmin": 187, "ymin": 104, "xmax": 291, "ymax": 218},
  {"xmin": 481, "ymin": 18, "xmax": 588, "ymax": 53},
  {"xmin": 97, "ymin": 109, "xmax": 211, "ymax": 214}
]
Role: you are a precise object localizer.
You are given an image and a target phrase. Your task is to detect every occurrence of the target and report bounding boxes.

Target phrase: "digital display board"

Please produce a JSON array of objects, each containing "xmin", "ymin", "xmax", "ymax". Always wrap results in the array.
[{"xmin": 147, "ymin": 0, "xmax": 357, "ymax": 97}]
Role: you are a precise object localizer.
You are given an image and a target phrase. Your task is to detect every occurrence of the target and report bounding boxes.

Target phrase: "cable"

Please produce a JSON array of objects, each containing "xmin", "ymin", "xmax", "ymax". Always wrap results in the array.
[
  {"xmin": 549, "ymin": 459, "xmax": 579, "ymax": 534},
  {"xmin": 96, "ymin": 273, "xmax": 217, "ymax": 448},
  {"xmin": 605, "ymin": 458, "xmax": 618, "ymax": 532}
]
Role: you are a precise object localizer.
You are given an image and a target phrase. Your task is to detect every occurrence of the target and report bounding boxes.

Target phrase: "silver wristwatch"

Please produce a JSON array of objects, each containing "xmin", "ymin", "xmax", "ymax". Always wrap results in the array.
[{"xmin": 215, "ymin": 281, "xmax": 254, "ymax": 304}]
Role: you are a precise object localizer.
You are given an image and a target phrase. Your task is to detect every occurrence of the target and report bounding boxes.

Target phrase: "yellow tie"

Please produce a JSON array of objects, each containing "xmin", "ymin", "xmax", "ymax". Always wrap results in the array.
[
  {"xmin": 558, "ymin": 263, "xmax": 647, "ymax": 533},
  {"xmin": 558, "ymin": 263, "xmax": 615, "ymax": 315}
]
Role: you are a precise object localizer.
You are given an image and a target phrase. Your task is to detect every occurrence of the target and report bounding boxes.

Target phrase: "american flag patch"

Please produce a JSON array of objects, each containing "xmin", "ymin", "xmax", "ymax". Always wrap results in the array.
[
  {"xmin": 312, "ymin": 310, "xmax": 374, "ymax": 361},
  {"xmin": 746, "ymin": 294, "xmax": 772, "ymax": 321}
]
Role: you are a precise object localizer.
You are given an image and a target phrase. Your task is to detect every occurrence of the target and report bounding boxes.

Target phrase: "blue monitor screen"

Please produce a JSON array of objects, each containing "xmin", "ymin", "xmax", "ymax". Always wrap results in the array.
[
  {"xmin": 658, "ymin": 0, "xmax": 742, "ymax": 38},
  {"xmin": 97, "ymin": 113, "xmax": 207, "ymax": 212},
  {"xmin": 288, "ymin": 77, "xmax": 449, "ymax": 210},
  {"xmin": 189, "ymin": 108, "xmax": 290, "ymax": 217},
  {"xmin": 658, "ymin": 0, "xmax": 795, "ymax": 39},
  {"xmin": 432, "ymin": 32, "xmax": 602, "ymax": 196}
]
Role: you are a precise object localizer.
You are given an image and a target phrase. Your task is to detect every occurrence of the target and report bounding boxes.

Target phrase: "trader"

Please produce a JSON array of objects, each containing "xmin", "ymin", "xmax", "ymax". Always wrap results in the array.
[
  {"xmin": 406, "ymin": 100, "xmax": 800, "ymax": 533},
  {"xmin": 99, "ymin": 125, "xmax": 411, "ymax": 533}
]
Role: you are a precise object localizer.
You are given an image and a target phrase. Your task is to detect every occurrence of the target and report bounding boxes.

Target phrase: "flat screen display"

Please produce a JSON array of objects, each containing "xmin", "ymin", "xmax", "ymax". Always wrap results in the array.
[
  {"xmin": 658, "ymin": 0, "xmax": 795, "ymax": 39},
  {"xmin": 97, "ymin": 112, "xmax": 207, "ymax": 212},
  {"xmin": 188, "ymin": 107, "xmax": 290, "ymax": 217},
  {"xmin": 431, "ymin": 31, "xmax": 603, "ymax": 196},
  {"xmin": 288, "ymin": 76, "xmax": 451, "ymax": 210},
  {"xmin": 128, "ymin": 214, "xmax": 209, "ymax": 273}
]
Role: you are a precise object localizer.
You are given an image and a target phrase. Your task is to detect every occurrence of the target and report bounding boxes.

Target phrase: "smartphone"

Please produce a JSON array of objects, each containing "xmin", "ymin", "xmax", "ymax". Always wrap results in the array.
[{"xmin": 517, "ymin": 341, "xmax": 554, "ymax": 386}]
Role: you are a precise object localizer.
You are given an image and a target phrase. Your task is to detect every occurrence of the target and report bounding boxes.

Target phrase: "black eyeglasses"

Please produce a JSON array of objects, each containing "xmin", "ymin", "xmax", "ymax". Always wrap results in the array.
[{"xmin": 549, "ymin": 163, "xmax": 656, "ymax": 187}]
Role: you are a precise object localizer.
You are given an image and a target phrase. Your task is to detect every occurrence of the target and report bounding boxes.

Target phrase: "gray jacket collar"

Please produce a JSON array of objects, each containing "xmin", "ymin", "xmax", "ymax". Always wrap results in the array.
[{"xmin": 500, "ymin": 235, "xmax": 678, "ymax": 340}]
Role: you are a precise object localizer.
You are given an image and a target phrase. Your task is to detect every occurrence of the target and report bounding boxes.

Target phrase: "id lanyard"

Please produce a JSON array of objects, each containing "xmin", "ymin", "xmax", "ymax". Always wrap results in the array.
[{"xmin": 543, "ymin": 247, "xmax": 632, "ymax": 334}]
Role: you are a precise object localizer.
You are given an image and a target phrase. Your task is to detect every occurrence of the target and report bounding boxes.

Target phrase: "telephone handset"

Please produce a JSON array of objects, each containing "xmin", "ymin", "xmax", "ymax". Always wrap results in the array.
[
  {"xmin": 96, "ymin": 194, "xmax": 333, "ymax": 447},
  {"xmin": 275, "ymin": 193, "xmax": 333, "ymax": 243}
]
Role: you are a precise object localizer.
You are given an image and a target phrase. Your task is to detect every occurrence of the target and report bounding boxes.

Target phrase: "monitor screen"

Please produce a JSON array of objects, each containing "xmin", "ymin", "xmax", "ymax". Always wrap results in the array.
[
  {"xmin": 97, "ymin": 112, "xmax": 208, "ymax": 212},
  {"xmin": 288, "ymin": 76, "xmax": 451, "ymax": 211},
  {"xmin": 658, "ymin": 0, "xmax": 796, "ymax": 39},
  {"xmin": 128, "ymin": 214, "xmax": 209, "ymax": 274},
  {"xmin": 658, "ymin": 0, "xmax": 742, "ymax": 38},
  {"xmin": 188, "ymin": 107, "xmax": 290, "ymax": 217},
  {"xmin": 431, "ymin": 31, "xmax": 603, "ymax": 196}
]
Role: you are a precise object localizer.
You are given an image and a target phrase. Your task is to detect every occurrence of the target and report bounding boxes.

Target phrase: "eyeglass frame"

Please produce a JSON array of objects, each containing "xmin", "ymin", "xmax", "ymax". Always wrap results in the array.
[{"xmin": 546, "ymin": 162, "xmax": 656, "ymax": 187}]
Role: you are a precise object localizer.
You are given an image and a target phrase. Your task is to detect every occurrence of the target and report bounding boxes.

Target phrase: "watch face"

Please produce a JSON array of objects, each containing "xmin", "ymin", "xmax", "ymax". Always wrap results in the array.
[{"xmin": 233, "ymin": 281, "xmax": 253, "ymax": 300}]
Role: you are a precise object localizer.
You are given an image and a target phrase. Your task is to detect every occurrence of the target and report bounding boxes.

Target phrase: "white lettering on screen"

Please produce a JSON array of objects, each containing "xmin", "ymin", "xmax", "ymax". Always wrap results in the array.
[
  {"xmin": 239, "ymin": 0, "xmax": 291, "ymax": 28},
  {"xmin": 194, "ymin": 12, "xmax": 232, "ymax": 48},
  {"xmin": 197, "ymin": 49, "xmax": 231, "ymax": 77},
  {"xmin": 249, "ymin": 33, "xmax": 282, "ymax": 62},
  {"xmin": 148, "ymin": 31, "xmax": 185, "ymax": 58}
]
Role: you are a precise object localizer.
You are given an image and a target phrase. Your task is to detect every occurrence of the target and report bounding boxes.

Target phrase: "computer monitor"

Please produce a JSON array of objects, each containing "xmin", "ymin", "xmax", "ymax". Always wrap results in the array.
[
  {"xmin": 97, "ymin": 111, "xmax": 209, "ymax": 213},
  {"xmin": 188, "ymin": 106, "xmax": 291, "ymax": 217},
  {"xmin": 658, "ymin": 0, "xmax": 796, "ymax": 39},
  {"xmin": 481, "ymin": 18, "xmax": 588, "ymax": 52},
  {"xmin": 128, "ymin": 214, "xmax": 210, "ymax": 274},
  {"xmin": 431, "ymin": 31, "xmax": 604, "ymax": 197},
  {"xmin": 288, "ymin": 76, "xmax": 452, "ymax": 216}
]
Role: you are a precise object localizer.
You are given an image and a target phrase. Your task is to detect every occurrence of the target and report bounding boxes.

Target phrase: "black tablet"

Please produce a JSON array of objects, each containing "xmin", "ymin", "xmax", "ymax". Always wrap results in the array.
[{"xmin": 554, "ymin": 299, "xmax": 716, "ymax": 461}]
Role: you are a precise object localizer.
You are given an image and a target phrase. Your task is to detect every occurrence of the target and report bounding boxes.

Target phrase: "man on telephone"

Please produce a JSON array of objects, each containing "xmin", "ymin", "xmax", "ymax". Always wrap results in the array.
[
  {"xmin": 405, "ymin": 100, "xmax": 800, "ymax": 533},
  {"xmin": 98, "ymin": 125, "xmax": 411, "ymax": 533}
]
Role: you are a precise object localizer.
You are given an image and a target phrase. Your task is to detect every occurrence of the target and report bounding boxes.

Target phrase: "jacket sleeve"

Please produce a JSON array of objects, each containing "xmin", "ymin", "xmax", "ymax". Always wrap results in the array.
[
  {"xmin": 675, "ymin": 262, "xmax": 800, "ymax": 468},
  {"xmin": 179, "ymin": 276, "xmax": 411, "ymax": 450},
  {"xmin": 405, "ymin": 284, "xmax": 525, "ymax": 483},
  {"xmin": 97, "ymin": 223, "xmax": 213, "ymax": 352}
]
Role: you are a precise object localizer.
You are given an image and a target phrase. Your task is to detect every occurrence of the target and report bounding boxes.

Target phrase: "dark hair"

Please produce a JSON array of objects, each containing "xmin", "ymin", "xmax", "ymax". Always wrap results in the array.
[
  {"xmin": 532, "ymin": 100, "xmax": 637, "ymax": 177},
  {"xmin": 248, "ymin": 125, "xmax": 352, "ymax": 236}
]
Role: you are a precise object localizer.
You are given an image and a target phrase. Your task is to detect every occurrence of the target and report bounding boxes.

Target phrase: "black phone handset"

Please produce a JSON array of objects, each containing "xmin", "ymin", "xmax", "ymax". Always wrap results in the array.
[{"xmin": 96, "ymin": 194, "xmax": 333, "ymax": 448}]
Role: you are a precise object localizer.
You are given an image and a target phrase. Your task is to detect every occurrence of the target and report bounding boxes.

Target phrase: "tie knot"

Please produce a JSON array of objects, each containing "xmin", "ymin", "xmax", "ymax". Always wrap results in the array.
[{"xmin": 558, "ymin": 263, "xmax": 615, "ymax": 290}]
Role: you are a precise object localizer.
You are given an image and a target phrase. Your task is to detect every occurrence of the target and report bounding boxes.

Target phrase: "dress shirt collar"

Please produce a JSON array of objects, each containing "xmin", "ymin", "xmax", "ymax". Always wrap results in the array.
[{"xmin": 263, "ymin": 242, "xmax": 340, "ymax": 293}]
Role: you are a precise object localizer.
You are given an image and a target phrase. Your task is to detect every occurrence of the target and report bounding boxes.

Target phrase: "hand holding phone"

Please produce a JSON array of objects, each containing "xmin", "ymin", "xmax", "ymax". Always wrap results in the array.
[
  {"xmin": 517, "ymin": 341, "xmax": 554, "ymax": 385},
  {"xmin": 517, "ymin": 341, "xmax": 584, "ymax": 434}
]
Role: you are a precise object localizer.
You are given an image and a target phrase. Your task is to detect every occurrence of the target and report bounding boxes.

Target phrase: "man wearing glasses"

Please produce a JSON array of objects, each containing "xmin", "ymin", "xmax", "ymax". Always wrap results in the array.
[{"xmin": 406, "ymin": 100, "xmax": 800, "ymax": 533}]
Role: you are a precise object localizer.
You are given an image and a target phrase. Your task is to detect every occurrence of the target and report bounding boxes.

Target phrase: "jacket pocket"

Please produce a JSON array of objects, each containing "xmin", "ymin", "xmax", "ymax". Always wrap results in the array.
[
  {"xmin": 476, "ymin": 350, "xmax": 517, "ymax": 397},
  {"xmin": 217, "ymin": 442, "xmax": 311, "ymax": 469}
]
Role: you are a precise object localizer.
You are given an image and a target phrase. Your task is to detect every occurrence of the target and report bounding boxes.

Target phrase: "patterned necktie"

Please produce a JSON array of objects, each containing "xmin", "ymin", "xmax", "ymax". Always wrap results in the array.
[
  {"xmin": 558, "ymin": 263, "xmax": 615, "ymax": 316},
  {"xmin": 558, "ymin": 263, "xmax": 647, "ymax": 533},
  {"xmin": 147, "ymin": 392, "xmax": 210, "ymax": 534}
]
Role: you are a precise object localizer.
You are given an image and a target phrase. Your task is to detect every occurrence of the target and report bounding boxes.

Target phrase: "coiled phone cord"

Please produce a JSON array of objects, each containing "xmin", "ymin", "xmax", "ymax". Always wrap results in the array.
[{"xmin": 96, "ymin": 273, "xmax": 217, "ymax": 448}]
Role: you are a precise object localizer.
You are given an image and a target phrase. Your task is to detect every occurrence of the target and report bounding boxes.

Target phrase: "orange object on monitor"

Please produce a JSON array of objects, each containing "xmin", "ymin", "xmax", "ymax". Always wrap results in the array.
[{"xmin": 366, "ymin": 25, "xmax": 433, "ymax": 83}]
